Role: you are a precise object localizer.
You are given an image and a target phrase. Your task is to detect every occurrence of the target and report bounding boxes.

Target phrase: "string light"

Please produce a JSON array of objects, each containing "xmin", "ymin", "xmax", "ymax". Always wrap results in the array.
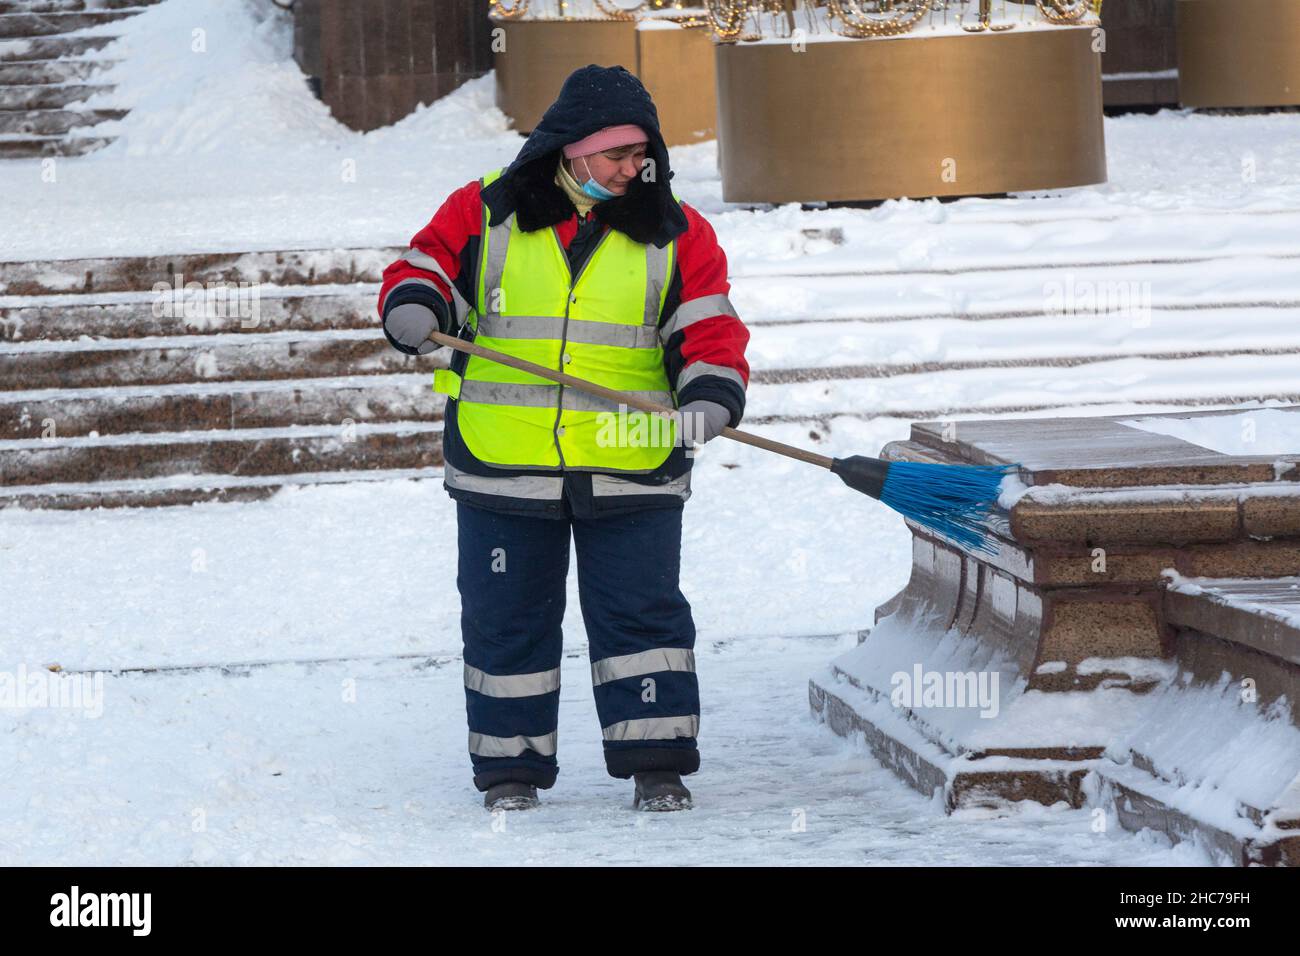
[
  {"xmin": 703, "ymin": 0, "xmax": 1097, "ymax": 39},
  {"xmin": 593, "ymin": 0, "xmax": 642, "ymax": 20},
  {"xmin": 1034, "ymin": 0, "xmax": 1092, "ymax": 23},
  {"xmin": 827, "ymin": 0, "xmax": 933, "ymax": 38},
  {"xmin": 488, "ymin": 0, "xmax": 531, "ymax": 18},
  {"xmin": 489, "ymin": 0, "xmax": 1094, "ymax": 32},
  {"xmin": 489, "ymin": 0, "xmax": 709, "ymax": 25}
]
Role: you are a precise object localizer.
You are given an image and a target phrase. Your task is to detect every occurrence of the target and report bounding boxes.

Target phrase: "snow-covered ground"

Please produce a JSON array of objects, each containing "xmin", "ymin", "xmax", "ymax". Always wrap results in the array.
[
  {"xmin": 0, "ymin": 630, "xmax": 1212, "ymax": 867},
  {"xmin": 0, "ymin": 421, "xmax": 1227, "ymax": 866},
  {"xmin": 0, "ymin": 464, "xmax": 1213, "ymax": 866},
  {"xmin": 2, "ymin": 0, "xmax": 1299, "ymax": 864}
]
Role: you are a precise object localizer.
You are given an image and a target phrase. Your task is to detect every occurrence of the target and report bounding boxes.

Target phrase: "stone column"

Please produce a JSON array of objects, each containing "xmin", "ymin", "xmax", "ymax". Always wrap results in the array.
[{"xmin": 294, "ymin": 0, "xmax": 494, "ymax": 132}]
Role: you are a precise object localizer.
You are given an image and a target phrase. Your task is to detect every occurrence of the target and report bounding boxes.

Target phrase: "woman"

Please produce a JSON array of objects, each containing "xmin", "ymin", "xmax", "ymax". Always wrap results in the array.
[{"xmin": 377, "ymin": 65, "xmax": 750, "ymax": 812}]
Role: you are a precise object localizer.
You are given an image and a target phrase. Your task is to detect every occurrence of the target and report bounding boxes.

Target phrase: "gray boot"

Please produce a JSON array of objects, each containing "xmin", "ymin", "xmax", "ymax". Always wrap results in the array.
[
  {"xmin": 632, "ymin": 771, "xmax": 693, "ymax": 811},
  {"xmin": 484, "ymin": 781, "xmax": 539, "ymax": 811}
]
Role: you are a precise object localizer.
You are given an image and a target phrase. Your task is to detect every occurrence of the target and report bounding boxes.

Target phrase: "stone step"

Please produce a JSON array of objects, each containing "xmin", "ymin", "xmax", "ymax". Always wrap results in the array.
[
  {"xmin": 18, "ymin": 327, "xmax": 1297, "ymax": 396},
  {"xmin": 0, "ymin": 422, "xmax": 444, "ymax": 489},
  {"xmin": 0, "ymin": 10, "xmax": 136, "ymax": 38},
  {"xmin": 0, "ymin": 82, "xmax": 111, "ymax": 109},
  {"xmin": 1166, "ymin": 577, "xmax": 1300, "ymax": 667},
  {"xmin": 1, "ymin": 290, "xmax": 376, "ymax": 341},
  {"xmin": 0, "ymin": 34, "xmax": 115, "ymax": 60},
  {"xmin": 1104, "ymin": 75, "xmax": 1179, "ymax": 110},
  {"xmin": 0, "ymin": 1, "xmax": 159, "ymax": 12},
  {"xmin": 0, "ymin": 375, "xmax": 443, "ymax": 439},
  {"xmin": 0, "ymin": 248, "xmax": 395, "ymax": 296},
  {"xmin": 1014, "ymin": 488, "xmax": 1290, "ymax": 549},
  {"xmin": 0, "ymin": 131, "xmax": 110, "ymax": 156},
  {"xmin": 0, "ymin": 333, "xmax": 424, "ymax": 391},
  {"xmin": 0, "ymin": 105, "xmax": 124, "ymax": 134},
  {"xmin": 0, "ymin": 57, "xmax": 114, "ymax": 83},
  {"xmin": 754, "ymin": 346, "xmax": 1300, "ymax": 386},
  {"xmin": 0, "ymin": 466, "xmax": 439, "ymax": 512}
]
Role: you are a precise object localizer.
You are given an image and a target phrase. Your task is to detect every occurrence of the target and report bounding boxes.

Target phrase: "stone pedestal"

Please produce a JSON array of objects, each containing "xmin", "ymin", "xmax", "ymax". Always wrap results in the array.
[{"xmin": 810, "ymin": 406, "xmax": 1300, "ymax": 865}]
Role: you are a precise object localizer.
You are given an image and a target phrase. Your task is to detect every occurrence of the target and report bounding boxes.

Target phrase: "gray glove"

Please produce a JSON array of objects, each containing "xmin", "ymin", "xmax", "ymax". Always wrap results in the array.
[
  {"xmin": 385, "ymin": 302, "xmax": 443, "ymax": 355},
  {"xmin": 677, "ymin": 399, "xmax": 731, "ymax": 448}
]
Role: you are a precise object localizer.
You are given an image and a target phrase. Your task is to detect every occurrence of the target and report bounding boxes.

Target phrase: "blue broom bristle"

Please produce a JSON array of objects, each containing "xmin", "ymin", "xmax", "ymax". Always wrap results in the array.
[{"xmin": 879, "ymin": 461, "xmax": 1018, "ymax": 556}]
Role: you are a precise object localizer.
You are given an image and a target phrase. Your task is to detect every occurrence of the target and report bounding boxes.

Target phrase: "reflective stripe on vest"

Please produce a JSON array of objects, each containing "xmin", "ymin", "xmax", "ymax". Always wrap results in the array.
[
  {"xmin": 443, "ymin": 453, "xmax": 691, "ymax": 503},
  {"xmin": 434, "ymin": 167, "xmax": 680, "ymax": 474},
  {"xmin": 443, "ymin": 460, "xmax": 564, "ymax": 499},
  {"xmin": 435, "ymin": 373, "xmax": 673, "ymax": 414}
]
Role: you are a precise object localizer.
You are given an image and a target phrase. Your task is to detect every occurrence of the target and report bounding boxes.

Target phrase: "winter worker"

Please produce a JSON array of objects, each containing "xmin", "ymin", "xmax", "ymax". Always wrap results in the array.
[{"xmin": 376, "ymin": 65, "xmax": 750, "ymax": 812}]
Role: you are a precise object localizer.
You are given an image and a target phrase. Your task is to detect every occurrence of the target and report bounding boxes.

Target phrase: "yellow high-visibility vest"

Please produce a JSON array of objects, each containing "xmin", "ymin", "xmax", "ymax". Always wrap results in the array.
[{"xmin": 433, "ymin": 167, "xmax": 681, "ymax": 473}]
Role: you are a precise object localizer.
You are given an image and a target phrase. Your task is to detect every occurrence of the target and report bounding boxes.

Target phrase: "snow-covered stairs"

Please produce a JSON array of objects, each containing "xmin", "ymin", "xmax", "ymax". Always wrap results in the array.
[
  {"xmin": 0, "ymin": 0, "xmax": 160, "ymax": 158},
  {"xmin": 7, "ymin": 201, "xmax": 1300, "ymax": 510},
  {"xmin": 0, "ymin": 248, "xmax": 445, "ymax": 510}
]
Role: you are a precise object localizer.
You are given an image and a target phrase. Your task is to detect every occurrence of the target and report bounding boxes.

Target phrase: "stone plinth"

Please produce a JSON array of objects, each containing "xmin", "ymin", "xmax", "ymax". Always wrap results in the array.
[{"xmin": 810, "ymin": 405, "xmax": 1300, "ymax": 865}]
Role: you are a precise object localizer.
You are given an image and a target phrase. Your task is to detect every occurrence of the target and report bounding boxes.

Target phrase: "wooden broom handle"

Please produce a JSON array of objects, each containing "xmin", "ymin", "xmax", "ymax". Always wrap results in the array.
[{"xmin": 426, "ymin": 329, "xmax": 833, "ymax": 469}]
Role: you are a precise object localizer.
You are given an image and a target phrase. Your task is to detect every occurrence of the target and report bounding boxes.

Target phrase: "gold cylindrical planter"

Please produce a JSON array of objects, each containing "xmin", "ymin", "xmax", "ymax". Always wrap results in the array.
[
  {"xmin": 715, "ymin": 28, "xmax": 1106, "ymax": 203},
  {"xmin": 492, "ymin": 19, "xmax": 716, "ymax": 146},
  {"xmin": 1176, "ymin": 0, "xmax": 1300, "ymax": 108},
  {"xmin": 494, "ymin": 20, "xmax": 637, "ymax": 134},
  {"xmin": 636, "ymin": 25, "xmax": 716, "ymax": 146}
]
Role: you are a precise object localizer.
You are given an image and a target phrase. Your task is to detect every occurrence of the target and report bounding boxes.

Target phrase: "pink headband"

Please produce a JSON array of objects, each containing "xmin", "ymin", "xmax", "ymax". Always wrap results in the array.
[{"xmin": 562, "ymin": 124, "xmax": 649, "ymax": 159}]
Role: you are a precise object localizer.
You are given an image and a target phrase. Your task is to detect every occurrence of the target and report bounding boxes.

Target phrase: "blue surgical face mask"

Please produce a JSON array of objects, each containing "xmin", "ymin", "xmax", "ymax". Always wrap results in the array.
[
  {"xmin": 577, "ymin": 155, "xmax": 619, "ymax": 200},
  {"xmin": 581, "ymin": 178, "xmax": 618, "ymax": 200}
]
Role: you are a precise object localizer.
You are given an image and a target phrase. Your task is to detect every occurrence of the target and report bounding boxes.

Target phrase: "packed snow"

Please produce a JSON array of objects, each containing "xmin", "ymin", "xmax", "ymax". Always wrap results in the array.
[
  {"xmin": 0, "ymin": 461, "xmax": 1218, "ymax": 866},
  {"xmin": 1123, "ymin": 408, "xmax": 1300, "ymax": 457}
]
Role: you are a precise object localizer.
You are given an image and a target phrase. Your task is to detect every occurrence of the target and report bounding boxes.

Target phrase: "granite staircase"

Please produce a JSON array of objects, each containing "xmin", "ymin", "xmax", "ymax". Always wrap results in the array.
[
  {"xmin": 0, "ymin": 248, "xmax": 447, "ymax": 509},
  {"xmin": 0, "ymin": 0, "xmax": 163, "ymax": 158}
]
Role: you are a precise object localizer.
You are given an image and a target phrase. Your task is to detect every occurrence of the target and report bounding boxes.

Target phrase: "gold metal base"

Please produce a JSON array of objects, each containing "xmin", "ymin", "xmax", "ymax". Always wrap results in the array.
[
  {"xmin": 1177, "ymin": 0, "xmax": 1300, "ymax": 108},
  {"xmin": 492, "ymin": 19, "xmax": 716, "ymax": 147},
  {"xmin": 715, "ymin": 28, "xmax": 1107, "ymax": 203}
]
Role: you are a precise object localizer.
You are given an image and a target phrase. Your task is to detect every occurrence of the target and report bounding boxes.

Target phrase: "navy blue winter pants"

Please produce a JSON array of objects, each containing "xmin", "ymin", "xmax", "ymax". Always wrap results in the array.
[{"xmin": 456, "ymin": 500, "xmax": 700, "ymax": 792}]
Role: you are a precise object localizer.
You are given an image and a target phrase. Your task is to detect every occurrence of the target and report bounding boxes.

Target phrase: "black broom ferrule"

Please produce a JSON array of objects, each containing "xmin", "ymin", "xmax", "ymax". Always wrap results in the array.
[{"xmin": 830, "ymin": 455, "xmax": 890, "ymax": 500}]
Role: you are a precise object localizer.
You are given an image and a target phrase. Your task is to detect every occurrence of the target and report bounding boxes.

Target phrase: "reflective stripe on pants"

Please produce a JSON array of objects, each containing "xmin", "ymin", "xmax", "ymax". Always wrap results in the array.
[
  {"xmin": 468, "ymin": 730, "xmax": 558, "ymax": 758},
  {"xmin": 464, "ymin": 663, "xmax": 561, "ymax": 698}
]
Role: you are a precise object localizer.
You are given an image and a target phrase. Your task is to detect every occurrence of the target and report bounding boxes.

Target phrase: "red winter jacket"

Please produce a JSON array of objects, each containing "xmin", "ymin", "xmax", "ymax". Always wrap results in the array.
[
  {"xmin": 375, "ymin": 174, "xmax": 751, "ymax": 519},
  {"xmin": 377, "ymin": 178, "xmax": 749, "ymax": 422}
]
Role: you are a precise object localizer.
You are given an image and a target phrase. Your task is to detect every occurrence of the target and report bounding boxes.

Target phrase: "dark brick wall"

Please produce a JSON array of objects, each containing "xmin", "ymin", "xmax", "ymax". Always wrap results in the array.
[
  {"xmin": 1100, "ymin": 0, "xmax": 1178, "ymax": 107},
  {"xmin": 294, "ymin": 0, "xmax": 494, "ymax": 131}
]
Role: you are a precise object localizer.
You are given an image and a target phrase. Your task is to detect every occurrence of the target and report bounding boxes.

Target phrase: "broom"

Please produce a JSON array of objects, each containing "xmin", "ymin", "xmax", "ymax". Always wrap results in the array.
[{"xmin": 425, "ymin": 330, "xmax": 1019, "ymax": 555}]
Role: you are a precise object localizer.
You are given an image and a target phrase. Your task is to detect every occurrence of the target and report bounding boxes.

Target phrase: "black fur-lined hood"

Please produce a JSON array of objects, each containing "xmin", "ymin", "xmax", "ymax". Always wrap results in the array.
[{"xmin": 480, "ymin": 64, "xmax": 689, "ymax": 249}]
